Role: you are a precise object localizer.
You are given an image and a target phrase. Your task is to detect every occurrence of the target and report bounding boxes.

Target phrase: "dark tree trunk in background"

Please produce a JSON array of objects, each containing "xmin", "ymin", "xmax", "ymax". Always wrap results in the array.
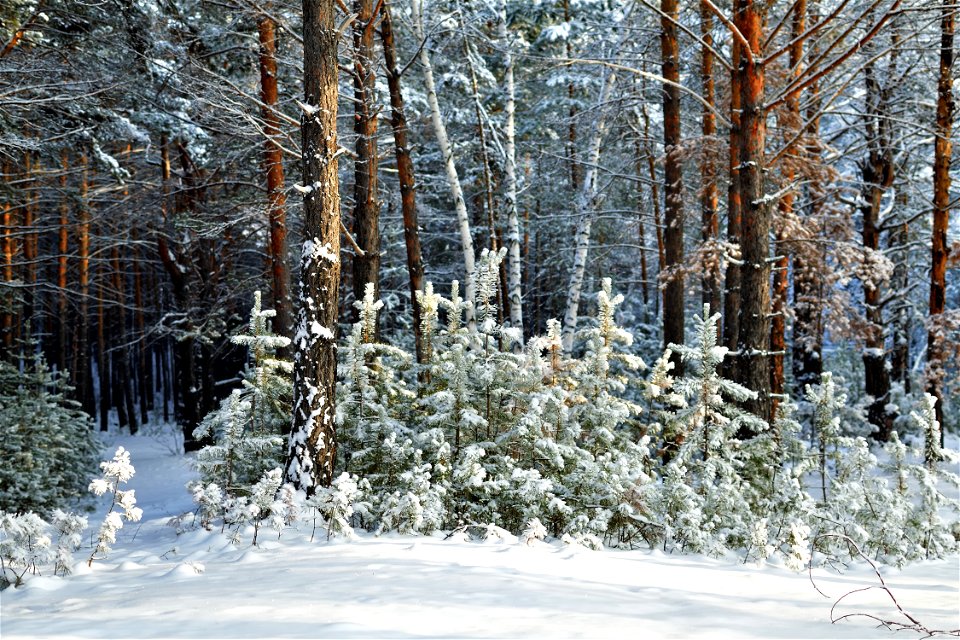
[
  {"xmin": 660, "ymin": 0, "xmax": 685, "ymax": 368},
  {"xmin": 286, "ymin": 0, "xmax": 342, "ymax": 492},
  {"xmin": 860, "ymin": 53, "xmax": 895, "ymax": 441},
  {"xmin": 722, "ymin": 40, "xmax": 742, "ymax": 383},
  {"xmin": 351, "ymin": 0, "xmax": 381, "ymax": 330},
  {"xmin": 382, "ymin": 1, "xmax": 426, "ymax": 366},
  {"xmin": 699, "ymin": 1, "xmax": 720, "ymax": 319}
]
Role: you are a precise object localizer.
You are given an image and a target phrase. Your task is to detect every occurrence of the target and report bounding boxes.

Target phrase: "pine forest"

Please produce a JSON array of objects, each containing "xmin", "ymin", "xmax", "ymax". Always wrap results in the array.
[{"xmin": 0, "ymin": 0, "xmax": 958, "ymax": 636}]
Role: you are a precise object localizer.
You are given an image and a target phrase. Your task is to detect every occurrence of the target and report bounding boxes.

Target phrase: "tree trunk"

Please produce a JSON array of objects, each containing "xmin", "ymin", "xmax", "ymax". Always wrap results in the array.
[
  {"xmin": 285, "ymin": 0, "xmax": 342, "ymax": 492},
  {"xmin": 791, "ymin": 16, "xmax": 824, "ymax": 392},
  {"xmin": 57, "ymin": 149, "xmax": 71, "ymax": 376},
  {"xmin": 381, "ymin": 1, "xmax": 425, "ymax": 365},
  {"xmin": 257, "ymin": 15, "xmax": 294, "ymax": 346},
  {"xmin": 721, "ymin": 39, "xmax": 742, "ymax": 382},
  {"xmin": 77, "ymin": 150, "xmax": 93, "ymax": 416},
  {"xmin": 661, "ymin": 0, "xmax": 685, "ymax": 365},
  {"xmin": 734, "ymin": 0, "xmax": 772, "ymax": 421},
  {"xmin": 561, "ymin": 66, "xmax": 619, "ymax": 353},
  {"xmin": 929, "ymin": 0, "xmax": 953, "ymax": 436},
  {"xmin": 860, "ymin": 52, "xmax": 895, "ymax": 441},
  {"xmin": 500, "ymin": 0, "xmax": 524, "ymax": 339},
  {"xmin": 351, "ymin": 0, "xmax": 381, "ymax": 329},
  {"xmin": 411, "ymin": 0, "xmax": 476, "ymax": 319},
  {"xmin": 699, "ymin": 0, "xmax": 720, "ymax": 320},
  {"xmin": 771, "ymin": 0, "xmax": 806, "ymax": 417}
]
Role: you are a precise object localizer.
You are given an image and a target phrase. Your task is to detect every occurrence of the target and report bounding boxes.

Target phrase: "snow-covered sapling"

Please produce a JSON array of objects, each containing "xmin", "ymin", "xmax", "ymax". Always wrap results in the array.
[{"xmin": 88, "ymin": 447, "xmax": 142, "ymax": 566}]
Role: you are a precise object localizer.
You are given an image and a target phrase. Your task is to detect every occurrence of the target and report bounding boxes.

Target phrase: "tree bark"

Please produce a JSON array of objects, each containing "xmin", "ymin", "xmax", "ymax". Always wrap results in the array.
[
  {"xmin": 699, "ymin": 0, "xmax": 720, "ymax": 321},
  {"xmin": 285, "ymin": 0, "xmax": 342, "ymax": 492},
  {"xmin": 77, "ymin": 150, "xmax": 93, "ymax": 416},
  {"xmin": 860, "ymin": 50, "xmax": 895, "ymax": 441},
  {"xmin": 561, "ymin": 66, "xmax": 619, "ymax": 353},
  {"xmin": 351, "ymin": 0, "xmax": 382, "ymax": 330},
  {"xmin": 381, "ymin": 1, "xmax": 426, "ymax": 365},
  {"xmin": 929, "ymin": 0, "xmax": 953, "ymax": 436},
  {"xmin": 411, "ymin": 0, "xmax": 476, "ymax": 320},
  {"xmin": 734, "ymin": 0, "xmax": 772, "ymax": 421},
  {"xmin": 771, "ymin": 0, "xmax": 806, "ymax": 417},
  {"xmin": 500, "ymin": 0, "xmax": 524, "ymax": 339},
  {"xmin": 661, "ymin": 0, "xmax": 685, "ymax": 366},
  {"xmin": 257, "ymin": 14, "xmax": 294, "ymax": 347},
  {"xmin": 721, "ymin": 39, "xmax": 742, "ymax": 382}
]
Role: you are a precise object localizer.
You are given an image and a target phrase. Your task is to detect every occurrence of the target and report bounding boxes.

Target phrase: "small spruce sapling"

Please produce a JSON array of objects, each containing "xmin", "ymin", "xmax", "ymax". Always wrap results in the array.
[
  {"xmin": 88, "ymin": 447, "xmax": 142, "ymax": 566},
  {"xmin": 194, "ymin": 292, "xmax": 291, "ymax": 495}
]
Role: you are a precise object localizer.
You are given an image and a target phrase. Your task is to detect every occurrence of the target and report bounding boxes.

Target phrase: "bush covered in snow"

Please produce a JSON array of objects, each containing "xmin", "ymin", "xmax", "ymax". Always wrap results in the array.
[
  {"xmin": 192, "ymin": 272, "xmax": 959, "ymax": 567},
  {"xmin": 0, "ymin": 353, "xmax": 99, "ymax": 515}
]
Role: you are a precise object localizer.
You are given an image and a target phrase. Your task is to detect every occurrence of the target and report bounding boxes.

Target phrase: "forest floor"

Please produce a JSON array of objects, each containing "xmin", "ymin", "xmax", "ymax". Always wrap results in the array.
[{"xmin": 1, "ymin": 426, "xmax": 958, "ymax": 639}]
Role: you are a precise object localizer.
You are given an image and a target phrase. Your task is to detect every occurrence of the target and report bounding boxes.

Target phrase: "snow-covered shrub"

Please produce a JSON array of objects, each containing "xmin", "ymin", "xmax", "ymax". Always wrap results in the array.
[
  {"xmin": 0, "ymin": 509, "xmax": 88, "ymax": 588},
  {"xmin": 306, "ymin": 472, "xmax": 368, "ymax": 540},
  {"xmin": 651, "ymin": 306, "xmax": 764, "ymax": 555},
  {"xmin": 194, "ymin": 292, "xmax": 290, "ymax": 496},
  {"xmin": 0, "ymin": 354, "xmax": 99, "ymax": 515},
  {"xmin": 88, "ymin": 447, "xmax": 142, "ymax": 565}
]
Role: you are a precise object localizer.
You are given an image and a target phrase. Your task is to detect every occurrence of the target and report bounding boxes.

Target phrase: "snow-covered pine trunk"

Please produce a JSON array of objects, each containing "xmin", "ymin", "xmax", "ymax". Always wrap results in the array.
[
  {"xmin": 560, "ymin": 67, "xmax": 618, "ymax": 353},
  {"xmin": 285, "ymin": 0, "xmax": 341, "ymax": 492},
  {"xmin": 499, "ymin": 0, "xmax": 523, "ymax": 341},
  {"xmin": 411, "ymin": 0, "xmax": 475, "ymax": 323}
]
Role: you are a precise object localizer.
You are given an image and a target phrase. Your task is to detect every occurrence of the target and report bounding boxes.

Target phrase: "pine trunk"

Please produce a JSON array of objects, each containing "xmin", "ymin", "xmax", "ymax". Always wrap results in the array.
[
  {"xmin": 381, "ymin": 2, "xmax": 426, "ymax": 365},
  {"xmin": 661, "ymin": 0, "xmax": 685, "ymax": 365},
  {"xmin": 286, "ymin": 0, "xmax": 342, "ymax": 492},
  {"xmin": 699, "ymin": 1, "xmax": 720, "ymax": 319},
  {"xmin": 929, "ymin": 0, "xmax": 953, "ymax": 436},
  {"xmin": 258, "ymin": 15, "xmax": 294, "ymax": 346},
  {"xmin": 735, "ymin": 0, "xmax": 772, "ymax": 421},
  {"xmin": 351, "ymin": 0, "xmax": 381, "ymax": 327},
  {"xmin": 721, "ymin": 40, "xmax": 742, "ymax": 382}
]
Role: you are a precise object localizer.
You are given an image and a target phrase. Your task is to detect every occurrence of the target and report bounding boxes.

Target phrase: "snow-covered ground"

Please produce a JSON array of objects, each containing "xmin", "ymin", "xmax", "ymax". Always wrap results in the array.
[{"xmin": 2, "ymin": 430, "xmax": 957, "ymax": 639}]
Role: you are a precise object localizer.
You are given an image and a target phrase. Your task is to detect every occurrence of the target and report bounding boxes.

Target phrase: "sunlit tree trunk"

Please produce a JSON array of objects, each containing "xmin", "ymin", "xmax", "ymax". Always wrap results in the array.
[
  {"xmin": 734, "ymin": 0, "xmax": 772, "ymax": 421},
  {"xmin": 500, "ymin": 0, "xmax": 524, "ymax": 339},
  {"xmin": 929, "ymin": 0, "xmax": 953, "ymax": 437},
  {"xmin": 257, "ymin": 14, "xmax": 293, "ymax": 346},
  {"xmin": 771, "ymin": 0, "xmax": 806, "ymax": 417},
  {"xmin": 285, "ymin": 0, "xmax": 342, "ymax": 492},
  {"xmin": 411, "ymin": 0, "xmax": 475, "ymax": 319}
]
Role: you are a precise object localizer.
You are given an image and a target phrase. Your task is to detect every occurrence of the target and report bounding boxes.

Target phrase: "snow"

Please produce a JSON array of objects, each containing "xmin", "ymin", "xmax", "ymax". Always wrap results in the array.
[{"xmin": 2, "ymin": 431, "xmax": 958, "ymax": 639}]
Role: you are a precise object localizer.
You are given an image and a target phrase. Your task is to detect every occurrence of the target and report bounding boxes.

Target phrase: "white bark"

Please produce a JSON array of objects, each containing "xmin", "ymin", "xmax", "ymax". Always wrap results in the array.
[
  {"xmin": 561, "ymin": 67, "xmax": 619, "ymax": 353},
  {"xmin": 500, "ymin": 0, "xmax": 524, "ymax": 342},
  {"xmin": 411, "ymin": 0, "xmax": 476, "ymax": 322}
]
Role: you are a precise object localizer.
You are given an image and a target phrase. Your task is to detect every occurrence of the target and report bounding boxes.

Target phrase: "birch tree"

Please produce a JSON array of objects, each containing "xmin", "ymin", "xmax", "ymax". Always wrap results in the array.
[{"xmin": 411, "ymin": 0, "xmax": 476, "ymax": 321}]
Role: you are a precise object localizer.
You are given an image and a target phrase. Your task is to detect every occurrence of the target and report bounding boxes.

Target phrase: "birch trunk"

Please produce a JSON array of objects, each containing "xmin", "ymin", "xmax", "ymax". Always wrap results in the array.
[
  {"xmin": 411, "ymin": 0, "xmax": 475, "ymax": 319},
  {"xmin": 561, "ymin": 67, "xmax": 618, "ymax": 353},
  {"xmin": 499, "ymin": 0, "xmax": 524, "ymax": 339}
]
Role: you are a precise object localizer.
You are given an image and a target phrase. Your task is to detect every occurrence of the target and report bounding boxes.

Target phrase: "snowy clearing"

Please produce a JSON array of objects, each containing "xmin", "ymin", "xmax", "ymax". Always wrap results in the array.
[{"xmin": 1, "ymin": 432, "xmax": 957, "ymax": 639}]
